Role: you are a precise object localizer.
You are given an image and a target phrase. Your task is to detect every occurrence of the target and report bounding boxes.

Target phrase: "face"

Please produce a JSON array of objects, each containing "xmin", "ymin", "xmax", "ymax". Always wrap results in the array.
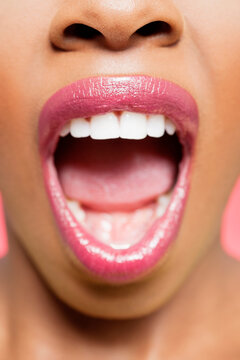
[{"xmin": 0, "ymin": 0, "xmax": 240, "ymax": 319}]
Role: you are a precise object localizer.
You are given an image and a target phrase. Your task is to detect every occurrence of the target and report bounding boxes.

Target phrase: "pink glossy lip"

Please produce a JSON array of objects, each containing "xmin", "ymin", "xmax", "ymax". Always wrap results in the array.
[{"xmin": 39, "ymin": 75, "xmax": 198, "ymax": 283}]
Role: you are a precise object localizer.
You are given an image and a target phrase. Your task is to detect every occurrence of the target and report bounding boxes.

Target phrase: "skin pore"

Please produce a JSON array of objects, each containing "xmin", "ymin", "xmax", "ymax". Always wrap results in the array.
[{"xmin": 0, "ymin": 0, "xmax": 240, "ymax": 358}]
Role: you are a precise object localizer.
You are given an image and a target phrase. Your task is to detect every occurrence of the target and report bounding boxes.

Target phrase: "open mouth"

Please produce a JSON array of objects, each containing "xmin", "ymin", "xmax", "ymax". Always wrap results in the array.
[
  {"xmin": 55, "ymin": 112, "xmax": 182, "ymax": 249},
  {"xmin": 39, "ymin": 75, "xmax": 198, "ymax": 283}
]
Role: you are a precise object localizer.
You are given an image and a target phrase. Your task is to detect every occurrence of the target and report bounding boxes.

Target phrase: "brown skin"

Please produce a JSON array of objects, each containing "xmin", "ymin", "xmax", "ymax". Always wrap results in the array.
[{"xmin": 0, "ymin": 0, "xmax": 240, "ymax": 358}]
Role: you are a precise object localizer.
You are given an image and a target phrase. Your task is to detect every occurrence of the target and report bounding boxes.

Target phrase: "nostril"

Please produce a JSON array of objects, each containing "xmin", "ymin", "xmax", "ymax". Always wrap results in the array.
[
  {"xmin": 63, "ymin": 23, "xmax": 102, "ymax": 40},
  {"xmin": 136, "ymin": 21, "xmax": 171, "ymax": 37}
]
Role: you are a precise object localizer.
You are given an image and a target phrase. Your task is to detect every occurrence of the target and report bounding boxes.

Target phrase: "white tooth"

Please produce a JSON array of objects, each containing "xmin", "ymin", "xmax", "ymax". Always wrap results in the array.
[
  {"xmin": 70, "ymin": 118, "xmax": 90, "ymax": 138},
  {"xmin": 60, "ymin": 123, "xmax": 70, "ymax": 137},
  {"xmin": 75, "ymin": 208, "xmax": 85, "ymax": 222},
  {"xmin": 157, "ymin": 194, "xmax": 171, "ymax": 206},
  {"xmin": 110, "ymin": 243, "xmax": 130, "ymax": 250},
  {"xmin": 90, "ymin": 112, "xmax": 119, "ymax": 139},
  {"xmin": 156, "ymin": 194, "xmax": 171, "ymax": 217},
  {"xmin": 147, "ymin": 114, "xmax": 165, "ymax": 138},
  {"xmin": 67, "ymin": 200, "xmax": 85, "ymax": 222},
  {"xmin": 120, "ymin": 111, "xmax": 147, "ymax": 139},
  {"xmin": 165, "ymin": 118, "xmax": 176, "ymax": 135},
  {"xmin": 156, "ymin": 203, "xmax": 167, "ymax": 217}
]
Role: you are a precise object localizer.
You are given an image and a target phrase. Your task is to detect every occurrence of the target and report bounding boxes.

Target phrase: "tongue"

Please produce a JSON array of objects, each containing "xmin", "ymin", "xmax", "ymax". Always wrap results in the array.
[{"xmin": 55, "ymin": 137, "xmax": 178, "ymax": 212}]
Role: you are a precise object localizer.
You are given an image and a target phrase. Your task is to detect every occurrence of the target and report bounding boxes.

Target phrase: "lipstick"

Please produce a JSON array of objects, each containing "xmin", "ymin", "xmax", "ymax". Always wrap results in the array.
[{"xmin": 38, "ymin": 75, "xmax": 198, "ymax": 283}]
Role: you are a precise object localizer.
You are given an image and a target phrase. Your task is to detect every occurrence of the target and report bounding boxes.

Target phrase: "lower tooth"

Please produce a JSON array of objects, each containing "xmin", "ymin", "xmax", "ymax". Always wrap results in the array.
[
  {"xmin": 157, "ymin": 194, "xmax": 171, "ymax": 206},
  {"xmin": 156, "ymin": 205, "xmax": 166, "ymax": 217},
  {"xmin": 110, "ymin": 243, "xmax": 130, "ymax": 250},
  {"xmin": 67, "ymin": 200, "xmax": 85, "ymax": 222},
  {"xmin": 66, "ymin": 193, "xmax": 172, "ymax": 233},
  {"xmin": 156, "ymin": 194, "xmax": 171, "ymax": 217}
]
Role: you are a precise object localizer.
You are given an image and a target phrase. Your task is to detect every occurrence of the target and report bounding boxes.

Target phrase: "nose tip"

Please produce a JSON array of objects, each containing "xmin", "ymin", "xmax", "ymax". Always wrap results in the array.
[{"xmin": 50, "ymin": 1, "xmax": 184, "ymax": 51}]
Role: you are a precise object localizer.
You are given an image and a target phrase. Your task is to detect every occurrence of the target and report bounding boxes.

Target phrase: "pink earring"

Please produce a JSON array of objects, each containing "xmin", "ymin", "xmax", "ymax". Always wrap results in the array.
[
  {"xmin": 0, "ymin": 193, "xmax": 8, "ymax": 258},
  {"xmin": 221, "ymin": 177, "xmax": 240, "ymax": 260}
]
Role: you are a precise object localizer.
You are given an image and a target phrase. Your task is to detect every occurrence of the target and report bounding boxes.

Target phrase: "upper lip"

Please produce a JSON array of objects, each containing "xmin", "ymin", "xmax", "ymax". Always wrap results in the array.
[
  {"xmin": 38, "ymin": 75, "xmax": 199, "ymax": 157},
  {"xmin": 38, "ymin": 75, "xmax": 199, "ymax": 283}
]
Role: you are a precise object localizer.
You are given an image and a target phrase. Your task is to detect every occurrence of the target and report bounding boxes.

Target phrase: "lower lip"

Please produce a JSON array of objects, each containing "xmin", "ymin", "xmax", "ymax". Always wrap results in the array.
[{"xmin": 39, "ymin": 76, "xmax": 198, "ymax": 284}]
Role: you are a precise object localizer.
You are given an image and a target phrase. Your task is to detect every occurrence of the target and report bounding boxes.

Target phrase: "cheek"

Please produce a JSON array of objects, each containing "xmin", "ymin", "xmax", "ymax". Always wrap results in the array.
[
  {"xmin": 187, "ymin": 0, "xmax": 240, "ymax": 166},
  {"xmin": 174, "ymin": 1, "xmax": 240, "ymax": 178},
  {"xmin": 179, "ymin": 0, "xmax": 240, "ymax": 107},
  {"xmin": 0, "ymin": 0, "xmax": 57, "ymax": 195}
]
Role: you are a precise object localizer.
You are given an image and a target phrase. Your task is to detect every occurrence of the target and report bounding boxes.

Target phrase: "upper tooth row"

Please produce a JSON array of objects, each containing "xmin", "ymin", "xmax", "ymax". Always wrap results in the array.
[{"xmin": 60, "ymin": 111, "xmax": 176, "ymax": 139}]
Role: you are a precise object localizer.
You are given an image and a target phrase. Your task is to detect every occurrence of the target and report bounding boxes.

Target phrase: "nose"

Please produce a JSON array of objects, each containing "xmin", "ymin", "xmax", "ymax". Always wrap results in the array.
[{"xmin": 50, "ymin": 0, "xmax": 184, "ymax": 51}]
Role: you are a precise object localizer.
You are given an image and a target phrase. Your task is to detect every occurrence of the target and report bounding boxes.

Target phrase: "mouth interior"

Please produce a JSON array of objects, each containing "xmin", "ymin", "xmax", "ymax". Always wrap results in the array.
[{"xmin": 54, "ymin": 134, "xmax": 182, "ymax": 249}]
